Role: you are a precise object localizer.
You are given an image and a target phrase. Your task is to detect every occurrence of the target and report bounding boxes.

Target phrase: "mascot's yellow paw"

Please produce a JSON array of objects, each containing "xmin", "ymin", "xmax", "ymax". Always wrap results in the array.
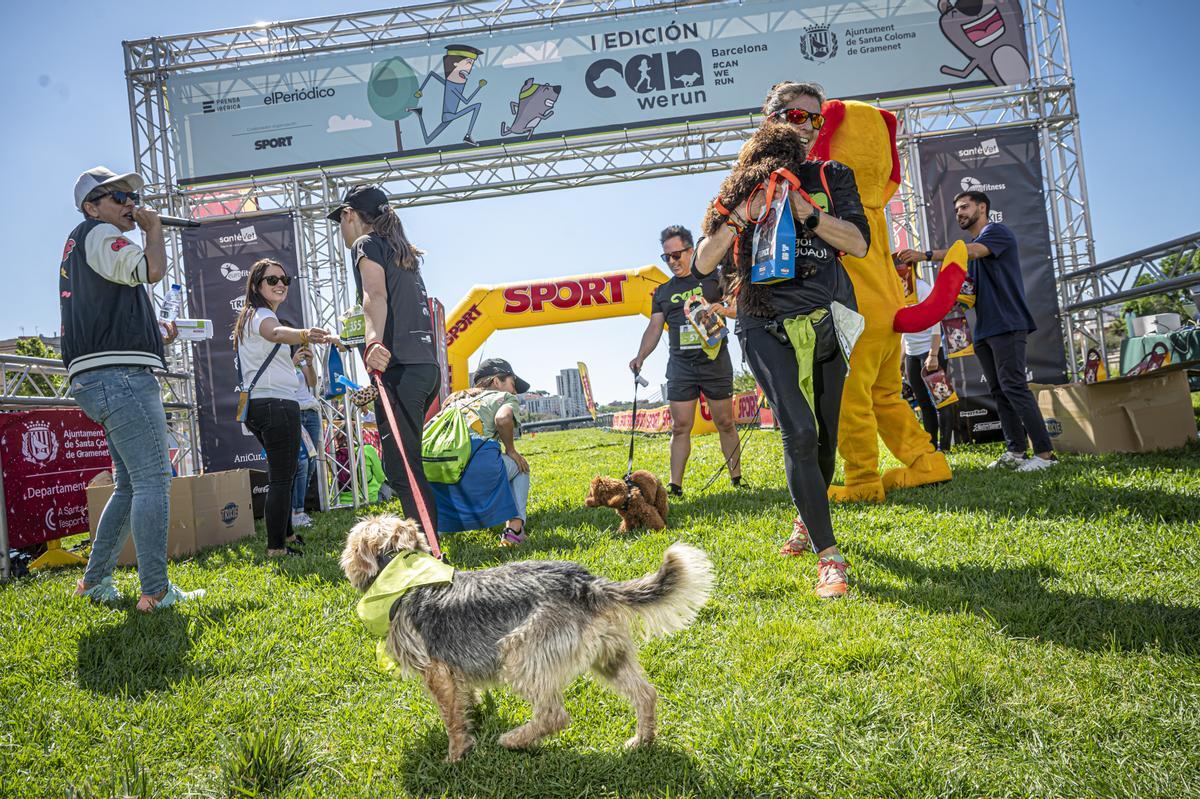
[
  {"xmin": 828, "ymin": 480, "xmax": 886, "ymax": 503},
  {"xmin": 881, "ymin": 451, "xmax": 953, "ymax": 492}
]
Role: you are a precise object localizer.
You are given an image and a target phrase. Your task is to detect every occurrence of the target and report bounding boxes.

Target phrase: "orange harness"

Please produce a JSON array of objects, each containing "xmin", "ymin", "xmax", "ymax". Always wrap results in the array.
[{"xmin": 711, "ymin": 163, "xmax": 838, "ymax": 289}]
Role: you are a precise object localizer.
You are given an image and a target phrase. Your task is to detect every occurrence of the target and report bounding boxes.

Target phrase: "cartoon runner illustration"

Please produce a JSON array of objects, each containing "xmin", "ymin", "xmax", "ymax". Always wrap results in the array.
[
  {"xmin": 407, "ymin": 44, "xmax": 487, "ymax": 146},
  {"xmin": 938, "ymin": 0, "xmax": 1030, "ymax": 86},
  {"xmin": 500, "ymin": 78, "xmax": 560, "ymax": 139}
]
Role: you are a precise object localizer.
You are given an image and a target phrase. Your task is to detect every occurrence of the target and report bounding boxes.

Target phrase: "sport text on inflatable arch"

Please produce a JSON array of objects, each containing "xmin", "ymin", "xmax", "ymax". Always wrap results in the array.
[{"xmin": 443, "ymin": 265, "xmax": 670, "ymax": 391}]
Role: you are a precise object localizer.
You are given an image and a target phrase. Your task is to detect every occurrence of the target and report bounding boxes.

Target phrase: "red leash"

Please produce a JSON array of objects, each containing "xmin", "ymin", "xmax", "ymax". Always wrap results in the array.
[{"xmin": 369, "ymin": 367, "xmax": 443, "ymax": 561}]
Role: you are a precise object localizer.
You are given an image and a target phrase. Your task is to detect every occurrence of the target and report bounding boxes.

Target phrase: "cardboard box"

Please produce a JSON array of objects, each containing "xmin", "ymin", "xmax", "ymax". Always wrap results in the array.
[
  {"xmin": 87, "ymin": 469, "xmax": 255, "ymax": 566},
  {"xmin": 175, "ymin": 318, "xmax": 214, "ymax": 341},
  {"xmin": 1034, "ymin": 365, "xmax": 1198, "ymax": 454}
]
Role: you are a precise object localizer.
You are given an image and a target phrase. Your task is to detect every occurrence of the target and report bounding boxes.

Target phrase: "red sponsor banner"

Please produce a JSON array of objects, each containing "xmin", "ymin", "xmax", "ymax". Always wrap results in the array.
[
  {"xmin": 1, "ymin": 410, "xmax": 112, "ymax": 549},
  {"xmin": 613, "ymin": 391, "xmax": 760, "ymax": 432}
]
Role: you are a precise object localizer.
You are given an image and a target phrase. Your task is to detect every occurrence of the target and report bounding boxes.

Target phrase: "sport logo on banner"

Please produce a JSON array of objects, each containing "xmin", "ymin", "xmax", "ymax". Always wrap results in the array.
[{"xmin": 182, "ymin": 213, "xmax": 305, "ymax": 473}]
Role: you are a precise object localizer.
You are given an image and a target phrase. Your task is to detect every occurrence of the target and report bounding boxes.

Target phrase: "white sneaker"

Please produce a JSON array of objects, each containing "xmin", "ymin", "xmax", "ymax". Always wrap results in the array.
[
  {"xmin": 1017, "ymin": 454, "xmax": 1058, "ymax": 472},
  {"xmin": 291, "ymin": 511, "xmax": 313, "ymax": 528},
  {"xmin": 988, "ymin": 451, "xmax": 1026, "ymax": 470}
]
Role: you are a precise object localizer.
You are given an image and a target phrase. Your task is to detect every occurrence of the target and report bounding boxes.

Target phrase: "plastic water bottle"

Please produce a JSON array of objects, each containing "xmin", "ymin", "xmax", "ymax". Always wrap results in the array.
[{"xmin": 160, "ymin": 284, "xmax": 184, "ymax": 323}]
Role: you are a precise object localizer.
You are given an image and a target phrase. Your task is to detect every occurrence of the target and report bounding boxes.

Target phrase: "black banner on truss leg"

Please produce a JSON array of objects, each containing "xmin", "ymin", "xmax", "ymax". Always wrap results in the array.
[
  {"xmin": 182, "ymin": 213, "xmax": 305, "ymax": 472},
  {"xmin": 918, "ymin": 126, "xmax": 1067, "ymax": 441}
]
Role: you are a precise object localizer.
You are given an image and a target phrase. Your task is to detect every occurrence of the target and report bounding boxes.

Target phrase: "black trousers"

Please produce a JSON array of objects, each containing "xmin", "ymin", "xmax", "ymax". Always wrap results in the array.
[
  {"xmin": 904, "ymin": 348, "xmax": 954, "ymax": 452},
  {"xmin": 245, "ymin": 398, "xmax": 300, "ymax": 550},
  {"xmin": 974, "ymin": 330, "xmax": 1053, "ymax": 455},
  {"xmin": 741, "ymin": 315, "xmax": 846, "ymax": 553},
  {"xmin": 373, "ymin": 362, "xmax": 441, "ymax": 535}
]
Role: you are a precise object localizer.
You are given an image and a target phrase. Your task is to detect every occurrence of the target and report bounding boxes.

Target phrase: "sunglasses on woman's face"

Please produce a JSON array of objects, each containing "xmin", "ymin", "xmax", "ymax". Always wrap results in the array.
[
  {"xmin": 96, "ymin": 190, "xmax": 141, "ymax": 205},
  {"xmin": 660, "ymin": 248, "xmax": 693, "ymax": 263},
  {"xmin": 261, "ymin": 275, "xmax": 292, "ymax": 287},
  {"xmin": 771, "ymin": 108, "xmax": 825, "ymax": 129}
]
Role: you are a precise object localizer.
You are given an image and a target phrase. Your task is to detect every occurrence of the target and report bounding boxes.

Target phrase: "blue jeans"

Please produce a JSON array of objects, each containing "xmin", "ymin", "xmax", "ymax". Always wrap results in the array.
[
  {"xmin": 292, "ymin": 408, "xmax": 322, "ymax": 511},
  {"xmin": 501, "ymin": 454, "xmax": 530, "ymax": 523},
  {"xmin": 70, "ymin": 366, "xmax": 171, "ymax": 596}
]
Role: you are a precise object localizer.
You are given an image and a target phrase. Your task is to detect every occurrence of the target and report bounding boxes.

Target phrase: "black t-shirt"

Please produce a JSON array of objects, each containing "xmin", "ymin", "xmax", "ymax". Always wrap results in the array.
[
  {"xmin": 351, "ymin": 233, "xmax": 437, "ymax": 366},
  {"xmin": 652, "ymin": 272, "xmax": 727, "ymax": 361},
  {"xmin": 741, "ymin": 159, "xmax": 869, "ymax": 327}
]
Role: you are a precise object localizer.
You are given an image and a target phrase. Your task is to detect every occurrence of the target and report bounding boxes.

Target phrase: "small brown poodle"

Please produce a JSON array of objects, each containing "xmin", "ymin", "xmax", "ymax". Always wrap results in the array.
[{"xmin": 585, "ymin": 470, "xmax": 669, "ymax": 532}]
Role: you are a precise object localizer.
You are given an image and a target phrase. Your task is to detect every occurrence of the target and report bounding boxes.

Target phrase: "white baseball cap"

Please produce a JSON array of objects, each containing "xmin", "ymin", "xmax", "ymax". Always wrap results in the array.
[{"xmin": 74, "ymin": 166, "xmax": 145, "ymax": 210}]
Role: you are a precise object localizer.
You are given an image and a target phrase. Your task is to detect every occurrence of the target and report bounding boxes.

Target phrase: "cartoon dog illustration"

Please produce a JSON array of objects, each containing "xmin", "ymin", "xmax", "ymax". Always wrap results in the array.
[
  {"xmin": 500, "ymin": 79, "xmax": 560, "ymax": 138},
  {"xmin": 938, "ymin": 0, "xmax": 1030, "ymax": 87},
  {"xmin": 673, "ymin": 72, "xmax": 702, "ymax": 88}
]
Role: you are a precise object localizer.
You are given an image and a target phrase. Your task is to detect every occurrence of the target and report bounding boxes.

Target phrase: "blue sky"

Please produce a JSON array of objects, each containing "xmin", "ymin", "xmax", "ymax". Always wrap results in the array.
[{"xmin": 3, "ymin": 1, "xmax": 1198, "ymax": 403}]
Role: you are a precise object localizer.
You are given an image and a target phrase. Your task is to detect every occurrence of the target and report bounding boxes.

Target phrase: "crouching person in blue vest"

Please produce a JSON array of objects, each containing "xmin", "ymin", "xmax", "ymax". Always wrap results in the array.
[
  {"xmin": 62, "ymin": 166, "xmax": 204, "ymax": 612},
  {"xmin": 439, "ymin": 358, "xmax": 532, "ymax": 547}
]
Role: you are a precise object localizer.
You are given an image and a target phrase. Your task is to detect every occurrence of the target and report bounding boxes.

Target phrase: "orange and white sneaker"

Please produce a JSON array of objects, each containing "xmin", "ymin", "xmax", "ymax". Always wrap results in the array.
[
  {"xmin": 815, "ymin": 557, "xmax": 849, "ymax": 599},
  {"xmin": 779, "ymin": 516, "xmax": 811, "ymax": 556}
]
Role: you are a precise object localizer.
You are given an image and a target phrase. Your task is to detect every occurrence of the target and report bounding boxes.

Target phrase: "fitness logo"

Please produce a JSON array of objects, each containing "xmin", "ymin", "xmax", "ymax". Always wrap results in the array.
[
  {"xmin": 221, "ymin": 262, "xmax": 249, "ymax": 281},
  {"xmin": 229, "ymin": 296, "xmax": 246, "ymax": 313},
  {"xmin": 220, "ymin": 501, "xmax": 239, "ymax": 526},
  {"xmin": 800, "ymin": 25, "xmax": 838, "ymax": 63},
  {"xmin": 21, "ymin": 421, "xmax": 59, "ymax": 466},
  {"xmin": 960, "ymin": 176, "xmax": 1007, "ymax": 192},
  {"xmin": 254, "ymin": 136, "xmax": 293, "ymax": 151}
]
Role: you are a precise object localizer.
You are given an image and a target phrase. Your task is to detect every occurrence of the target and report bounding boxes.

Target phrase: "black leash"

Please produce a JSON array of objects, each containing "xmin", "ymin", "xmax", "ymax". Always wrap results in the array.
[
  {"xmin": 622, "ymin": 372, "xmax": 648, "ymax": 509},
  {"xmin": 696, "ymin": 400, "xmax": 762, "ymax": 494}
]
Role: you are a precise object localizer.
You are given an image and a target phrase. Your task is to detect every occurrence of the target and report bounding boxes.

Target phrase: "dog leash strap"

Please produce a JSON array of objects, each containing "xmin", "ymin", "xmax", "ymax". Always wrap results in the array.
[
  {"xmin": 371, "ymin": 370, "xmax": 443, "ymax": 561},
  {"xmin": 626, "ymin": 374, "xmax": 639, "ymax": 478}
]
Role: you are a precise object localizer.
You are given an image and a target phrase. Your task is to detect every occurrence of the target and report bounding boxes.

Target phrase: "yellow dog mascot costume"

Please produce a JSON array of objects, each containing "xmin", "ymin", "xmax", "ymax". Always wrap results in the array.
[{"xmin": 809, "ymin": 100, "xmax": 966, "ymax": 501}]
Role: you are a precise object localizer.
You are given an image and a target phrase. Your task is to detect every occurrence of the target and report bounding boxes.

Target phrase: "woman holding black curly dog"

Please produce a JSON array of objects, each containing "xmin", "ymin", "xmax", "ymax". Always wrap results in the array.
[
  {"xmin": 330, "ymin": 185, "xmax": 441, "ymax": 537},
  {"xmin": 694, "ymin": 81, "xmax": 868, "ymax": 599}
]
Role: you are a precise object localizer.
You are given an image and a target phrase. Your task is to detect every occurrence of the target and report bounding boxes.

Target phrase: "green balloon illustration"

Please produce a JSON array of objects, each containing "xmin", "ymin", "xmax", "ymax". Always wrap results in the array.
[{"xmin": 368, "ymin": 57, "xmax": 419, "ymax": 152}]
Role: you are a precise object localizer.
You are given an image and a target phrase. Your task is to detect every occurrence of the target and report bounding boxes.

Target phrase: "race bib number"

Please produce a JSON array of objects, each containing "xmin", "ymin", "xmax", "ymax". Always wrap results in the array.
[{"xmin": 678, "ymin": 324, "xmax": 702, "ymax": 350}]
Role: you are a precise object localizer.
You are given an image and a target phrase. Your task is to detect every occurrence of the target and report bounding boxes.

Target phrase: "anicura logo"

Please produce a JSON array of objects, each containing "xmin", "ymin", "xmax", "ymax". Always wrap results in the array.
[{"xmin": 220, "ymin": 501, "xmax": 239, "ymax": 526}]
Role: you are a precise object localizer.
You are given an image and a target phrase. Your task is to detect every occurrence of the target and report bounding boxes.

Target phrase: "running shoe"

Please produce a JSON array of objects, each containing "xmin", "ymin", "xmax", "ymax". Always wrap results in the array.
[
  {"xmin": 74, "ymin": 576, "xmax": 119, "ymax": 605},
  {"xmin": 1017, "ymin": 454, "xmax": 1058, "ymax": 472},
  {"xmin": 136, "ymin": 582, "xmax": 206, "ymax": 613},
  {"xmin": 815, "ymin": 558, "xmax": 849, "ymax": 600},
  {"xmin": 988, "ymin": 451, "xmax": 1026, "ymax": 470},
  {"xmin": 779, "ymin": 517, "xmax": 811, "ymax": 556}
]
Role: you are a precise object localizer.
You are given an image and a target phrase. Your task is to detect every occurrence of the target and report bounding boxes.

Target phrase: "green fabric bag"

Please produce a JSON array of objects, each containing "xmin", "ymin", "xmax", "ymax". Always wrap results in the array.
[{"xmin": 421, "ymin": 406, "xmax": 473, "ymax": 484}]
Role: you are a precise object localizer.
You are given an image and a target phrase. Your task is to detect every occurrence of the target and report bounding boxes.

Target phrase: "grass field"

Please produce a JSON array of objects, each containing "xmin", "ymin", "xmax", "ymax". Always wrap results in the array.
[{"xmin": 2, "ymin": 428, "xmax": 1199, "ymax": 798}]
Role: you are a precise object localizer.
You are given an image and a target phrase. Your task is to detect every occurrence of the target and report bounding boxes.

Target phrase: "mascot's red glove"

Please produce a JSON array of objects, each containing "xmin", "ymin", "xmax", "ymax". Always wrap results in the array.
[{"xmin": 893, "ymin": 240, "xmax": 968, "ymax": 333}]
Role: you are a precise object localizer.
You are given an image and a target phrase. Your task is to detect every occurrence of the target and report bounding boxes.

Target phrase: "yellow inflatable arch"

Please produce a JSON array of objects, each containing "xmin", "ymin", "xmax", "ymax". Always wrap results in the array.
[{"xmin": 444, "ymin": 265, "xmax": 670, "ymax": 391}]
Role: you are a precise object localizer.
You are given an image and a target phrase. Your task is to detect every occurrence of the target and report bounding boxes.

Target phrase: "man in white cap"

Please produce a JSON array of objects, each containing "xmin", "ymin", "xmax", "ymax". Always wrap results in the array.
[{"xmin": 62, "ymin": 166, "xmax": 203, "ymax": 612}]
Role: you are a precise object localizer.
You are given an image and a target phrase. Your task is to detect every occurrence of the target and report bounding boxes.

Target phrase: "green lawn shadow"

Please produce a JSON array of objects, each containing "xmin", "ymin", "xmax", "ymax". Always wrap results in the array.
[
  {"xmin": 398, "ymin": 723, "xmax": 730, "ymax": 799},
  {"xmin": 854, "ymin": 544, "xmax": 1200, "ymax": 655},
  {"xmin": 76, "ymin": 600, "xmax": 259, "ymax": 697}
]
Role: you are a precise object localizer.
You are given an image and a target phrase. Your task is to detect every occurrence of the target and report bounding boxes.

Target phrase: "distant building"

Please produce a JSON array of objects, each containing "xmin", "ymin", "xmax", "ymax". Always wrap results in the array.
[{"xmin": 0, "ymin": 334, "xmax": 62, "ymax": 356}]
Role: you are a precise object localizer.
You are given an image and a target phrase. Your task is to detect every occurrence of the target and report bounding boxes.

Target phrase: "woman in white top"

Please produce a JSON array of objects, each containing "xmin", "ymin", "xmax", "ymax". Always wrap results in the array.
[
  {"xmin": 898, "ymin": 264, "xmax": 953, "ymax": 452},
  {"xmin": 233, "ymin": 258, "xmax": 334, "ymax": 557}
]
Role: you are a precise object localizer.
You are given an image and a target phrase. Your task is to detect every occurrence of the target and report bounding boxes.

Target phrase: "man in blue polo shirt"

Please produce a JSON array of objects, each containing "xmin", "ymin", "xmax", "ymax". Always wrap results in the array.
[{"xmin": 897, "ymin": 190, "xmax": 1056, "ymax": 472}]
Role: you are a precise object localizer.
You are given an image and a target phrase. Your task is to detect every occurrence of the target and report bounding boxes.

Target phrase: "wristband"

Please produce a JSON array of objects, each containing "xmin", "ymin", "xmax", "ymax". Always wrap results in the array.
[{"xmin": 924, "ymin": 249, "xmax": 933, "ymax": 261}]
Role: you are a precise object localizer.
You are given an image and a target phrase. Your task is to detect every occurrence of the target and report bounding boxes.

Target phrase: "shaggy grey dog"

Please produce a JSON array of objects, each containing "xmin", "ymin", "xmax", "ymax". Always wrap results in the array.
[{"xmin": 340, "ymin": 514, "xmax": 714, "ymax": 761}]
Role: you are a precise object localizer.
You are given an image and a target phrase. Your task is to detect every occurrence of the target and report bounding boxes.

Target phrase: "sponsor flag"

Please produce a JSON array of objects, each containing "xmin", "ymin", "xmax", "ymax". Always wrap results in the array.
[
  {"xmin": 182, "ymin": 213, "xmax": 305, "ymax": 472},
  {"xmin": 577, "ymin": 361, "xmax": 597, "ymax": 419}
]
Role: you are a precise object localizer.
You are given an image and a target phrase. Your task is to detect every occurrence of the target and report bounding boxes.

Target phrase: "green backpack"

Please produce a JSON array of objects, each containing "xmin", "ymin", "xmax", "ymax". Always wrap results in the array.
[{"xmin": 421, "ymin": 406, "xmax": 473, "ymax": 484}]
